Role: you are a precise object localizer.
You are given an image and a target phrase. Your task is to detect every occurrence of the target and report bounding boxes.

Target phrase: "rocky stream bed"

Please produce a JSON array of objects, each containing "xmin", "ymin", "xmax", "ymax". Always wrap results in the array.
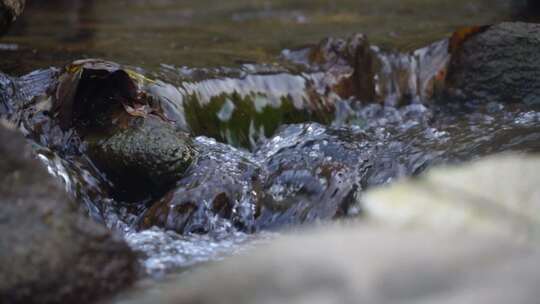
[{"xmin": 1, "ymin": 1, "xmax": 540, "ymax": 303}]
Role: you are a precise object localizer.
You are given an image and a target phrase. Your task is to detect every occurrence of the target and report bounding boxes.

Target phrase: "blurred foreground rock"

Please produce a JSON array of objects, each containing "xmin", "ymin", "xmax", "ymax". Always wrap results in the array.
[
  {"xmin": 0, "ymin": 0, "xmax": 24, "ymax": 35},
  {"xmin": 363, "ymin": 154, "xmax": 540, "ymax": 240},
  {"xmin": 110, "ymin": 153, "xmax": 540, "ymax": 304},
  {"xmin": 0, "ymin": 126, "xmax": 137, "ymax": 304},
  {"xmin": 112, "ymin": 224, "xmax": 540, "ymax": 304}
]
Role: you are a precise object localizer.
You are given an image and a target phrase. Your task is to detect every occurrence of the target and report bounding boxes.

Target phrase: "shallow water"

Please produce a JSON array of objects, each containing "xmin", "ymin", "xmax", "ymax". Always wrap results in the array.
[
  {"xmin": 0, "ymin": 0, "xmax": 524, "ymax": 74},
  {"xmin": 124, "ymin": 228, "xmax": 276, "ymax": 276},
  {"xmin": 2, "ymin": 0, "xmax": 540, "ymax": 286},
  {"xmin": 35, "ymin": 94, "xmax": 540, "ymax": 275}
]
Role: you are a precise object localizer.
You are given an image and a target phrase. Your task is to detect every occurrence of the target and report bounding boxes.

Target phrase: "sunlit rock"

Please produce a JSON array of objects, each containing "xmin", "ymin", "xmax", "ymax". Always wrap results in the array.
[
  {"xmin": 110, "ymin": 223, "xmax": 539, "ymax": 304},
  {"xmin": 363, "ymin": 154, "xmax": 540, "ymax": 240}
]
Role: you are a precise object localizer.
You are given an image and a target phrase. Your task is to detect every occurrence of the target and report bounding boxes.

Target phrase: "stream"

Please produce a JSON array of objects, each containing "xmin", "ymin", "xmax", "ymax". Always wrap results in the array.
[{"xmin": 2, "ymin": 0, "xmax": 540, "ymax": 288}]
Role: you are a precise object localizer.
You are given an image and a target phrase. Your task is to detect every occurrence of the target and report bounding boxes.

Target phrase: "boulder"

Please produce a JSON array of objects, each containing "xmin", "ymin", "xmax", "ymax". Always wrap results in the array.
[
  {"xmin": 138, "ymin": 137, "xmax": 261, "ymax": 234},
  {"xmin": 445, "ymin": 22, "xmax": 540, "ymax": 105},
  {"xmin": 362, "ymin": 153, "xmax": 540, "ymax": 240},
  {"xmin": 85, "ymin": 115, "xmax": 197, "ymax": 203},
  {"xmin": 52, "ymin": 60, "xmax": 199, "ymax": 203},
  {"xmin": 109, "ymin": 224, "xmax": 540, "ymax": 304},
  {"xmin": 0, "ymin": 126, "xmax": 137, "ymax": 304}
]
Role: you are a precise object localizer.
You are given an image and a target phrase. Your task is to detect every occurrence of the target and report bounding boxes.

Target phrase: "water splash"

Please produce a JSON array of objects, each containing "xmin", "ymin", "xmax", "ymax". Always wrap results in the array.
[
  {"xmin": 125, "ymin": 228, "xmax": 275, "ymax": 276},
  {"xmin": 370, "ymin": 39, "xmax": 450, "ymax": 105},
  {"xmin": 3, "ymin": 34, "xmax": 539, "ymax": 277}
]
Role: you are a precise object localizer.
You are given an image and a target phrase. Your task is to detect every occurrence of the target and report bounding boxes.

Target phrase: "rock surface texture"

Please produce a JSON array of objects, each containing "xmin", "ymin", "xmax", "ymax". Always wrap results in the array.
[
  {"xmin": 446, "ymin": 22, "xmax": 540, "ymax": 105},
  {"xmin": 0, "ymin": 126, "xmax": 137, "ymax": 304},
  {"xmin": 363, "ymin": 154, "xmax": 540, "ymax": 240}
]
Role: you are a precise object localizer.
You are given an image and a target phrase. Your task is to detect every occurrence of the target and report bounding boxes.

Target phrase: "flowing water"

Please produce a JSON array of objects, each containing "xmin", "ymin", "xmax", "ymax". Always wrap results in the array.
[{"xmin": 1, "ymin": 0, "xmax": 539, "ymax": 283}]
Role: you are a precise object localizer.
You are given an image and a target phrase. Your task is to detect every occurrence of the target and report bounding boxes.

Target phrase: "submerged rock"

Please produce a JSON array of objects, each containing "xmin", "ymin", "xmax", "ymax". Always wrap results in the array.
[
  {"xmin": 445, "ymin": 22, "xmax": 540, "ymax": 105},
  {"xmin": 285, "ymin": 32, "xmax": 451, "ymax": 107},
  {"xmin": 299, "ymin": 22, "xmax": 540, "ymax": 107},
  {"xmin": 0, "ymin": 0, "xmax": 24, "ymax": 35},
  {"xmin": 138, "ymin": 137, "xmax": 261, "ymax": 234},
  {"xmin": 0, "ymin": 126, "xmax": 137, "ymax": 304},
  {"xmin": 254, "ymin": 123, "xmax": 371, "ymax": 230}
]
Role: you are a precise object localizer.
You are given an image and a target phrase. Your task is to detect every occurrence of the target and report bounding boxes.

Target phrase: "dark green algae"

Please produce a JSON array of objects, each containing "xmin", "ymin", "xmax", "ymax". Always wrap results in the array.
[{"xmin": 183, "ymin": 91, "xmax": 333, "ymax": 148}]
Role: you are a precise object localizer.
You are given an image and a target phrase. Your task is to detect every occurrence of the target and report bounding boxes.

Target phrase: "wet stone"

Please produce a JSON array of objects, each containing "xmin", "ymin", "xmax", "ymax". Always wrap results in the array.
[
  {"xmin": 138, "ymin": 123, "xmax": 378, "ymax": 234},
  {"xmin": 0, "ymin": 126, "xmax": 137, "ymax": 304},
  {"xmin": 86, "ymin": 115, "xmax": 198, "ymax": 203},
  {"xmin": 304, "ymin": 33, "xmax": 377, "ymax": 102},
  {"xmin": 2, "ymin": 27, "xmax": 540, "ymax": 239},
  {"xmin": 139, "ymin": 137, "xmax": 261, "ymax": 234},
  {"xmin": 445, "ymin": 22, "xmax": 540, "ymax": 105},
  {"xmin": 253, "ymin": 123, "xmax": 372, "ymax": 229},
  {"xmin": 39, "ymin": 60, "xmax": 201, "ymax": 204},
  {"xmin": 362, "ymin": 154, "xmax": 540, "ymax": 240}
]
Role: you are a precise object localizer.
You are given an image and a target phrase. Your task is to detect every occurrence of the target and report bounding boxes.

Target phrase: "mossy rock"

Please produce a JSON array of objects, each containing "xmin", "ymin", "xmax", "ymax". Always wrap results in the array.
[{"xmin": 86, "ymin": 115, "xmax": 198, "ymax": 202}]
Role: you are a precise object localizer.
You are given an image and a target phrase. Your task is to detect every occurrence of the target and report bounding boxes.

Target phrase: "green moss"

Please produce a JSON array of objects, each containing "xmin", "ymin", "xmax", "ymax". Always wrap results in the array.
[{"xmin": 184, "ymin": 92, "xmax": 333, "ymax": 148}]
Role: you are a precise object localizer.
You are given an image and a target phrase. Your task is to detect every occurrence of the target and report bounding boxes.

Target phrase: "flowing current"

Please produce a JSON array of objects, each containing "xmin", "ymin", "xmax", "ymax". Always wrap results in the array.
[
  {"xmin": 34, "ymin": 47, "xmax": 540, "ymax": 275},
  {"xmin": 3, "ymin": 2, "xmax": 538, "ymax": 276}
]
